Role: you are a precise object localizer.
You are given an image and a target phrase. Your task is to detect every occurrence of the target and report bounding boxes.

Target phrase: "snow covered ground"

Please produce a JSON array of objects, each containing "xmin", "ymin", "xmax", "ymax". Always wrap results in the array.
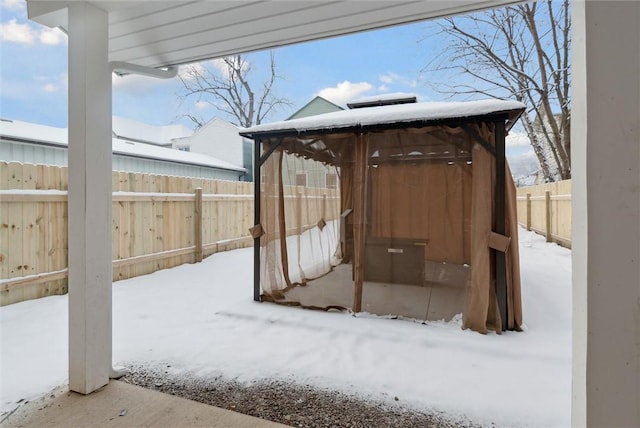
[{"xmin": 0, "ymin": 228, "xmax": 572, "ymax": 427}]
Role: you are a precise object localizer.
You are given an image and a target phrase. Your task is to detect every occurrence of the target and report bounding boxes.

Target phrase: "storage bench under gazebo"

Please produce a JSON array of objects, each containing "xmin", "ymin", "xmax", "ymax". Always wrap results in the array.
[{"xmin": 241, "ymin": 97, "xmax": 525, "ymax": 333}]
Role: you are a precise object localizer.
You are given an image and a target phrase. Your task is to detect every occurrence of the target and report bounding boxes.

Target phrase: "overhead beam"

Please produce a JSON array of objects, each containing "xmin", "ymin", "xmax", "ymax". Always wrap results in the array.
[
  {"xmin": 27, "ymin": 1, "xmax": 68, "ymax": 28},
  {"xmin": 109, "ymin": 61, "xmax": 178, "ymax": 79}
]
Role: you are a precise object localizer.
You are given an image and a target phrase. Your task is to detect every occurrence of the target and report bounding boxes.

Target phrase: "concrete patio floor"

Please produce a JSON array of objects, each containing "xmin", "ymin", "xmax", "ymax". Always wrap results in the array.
[
  {"xmin": 1, "ymin": 380, "xmax": 285, "ymax": 428},
  {"xmin": 283, "ymin": 263, "xmax": 467, "ymax": 321}
]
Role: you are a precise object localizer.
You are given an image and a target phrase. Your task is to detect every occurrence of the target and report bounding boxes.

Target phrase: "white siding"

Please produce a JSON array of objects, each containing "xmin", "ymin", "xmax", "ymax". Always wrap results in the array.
[
  {"xmin": 184, "ymin": 118, "xmax": 244, "ymax": 169},
  {"xmin": 0, "ymin": 139, "xmax": 243, "ymax": 181}
]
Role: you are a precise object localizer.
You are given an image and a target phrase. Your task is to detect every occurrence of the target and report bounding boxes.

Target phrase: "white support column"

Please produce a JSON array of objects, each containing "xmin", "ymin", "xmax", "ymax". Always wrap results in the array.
[
  {"xmin": 571, "ymin": 3, "xmax": 587, "ymax": 424},
  {"xmin": 572, "ymin": 1, "xmax": 640, "ymax": 427},
  {"xmin": 67, "ymin": 2, "xmax": 112, "ymax": 395}
]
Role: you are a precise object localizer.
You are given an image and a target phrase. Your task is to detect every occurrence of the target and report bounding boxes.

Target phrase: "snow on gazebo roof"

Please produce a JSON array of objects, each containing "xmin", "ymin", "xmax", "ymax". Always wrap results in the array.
[{"xmin": 240, "ymin": 99, "xmax": 525, "ymax": 138}]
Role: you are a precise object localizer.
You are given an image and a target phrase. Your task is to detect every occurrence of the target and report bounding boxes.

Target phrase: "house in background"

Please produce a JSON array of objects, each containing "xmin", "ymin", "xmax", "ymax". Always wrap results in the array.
[
  {"xmin": 0, "ymin": 118, "xmax": 246, "ymax": 181},
  {"xmin": 175, "ymin": 96, "xmax": 345, "ymax": 183},
  {"xmin": 174, "ymin": 117, "xmax": 255, "ymax": 181},
  {"xmin": 281, "ymin": 96, "xmax": 344, "ymax": 188},
  {"xmin": 112, "ymin": 116, "xmax": 193, "ymax": 148}
]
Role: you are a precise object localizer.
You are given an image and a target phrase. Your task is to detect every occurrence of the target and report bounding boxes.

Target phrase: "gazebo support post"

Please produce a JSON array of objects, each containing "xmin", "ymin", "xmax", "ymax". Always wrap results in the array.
[
  {"xmin": 494, "ymin": 120, "xmax": 508, "ymax": 331},
  {"xmin": 253, "ymin": 138, "xmax": 262, "ymax": 302},
  {"xmin": 352, "ymin": 133, "xmax": 367, "ymax": 312}
]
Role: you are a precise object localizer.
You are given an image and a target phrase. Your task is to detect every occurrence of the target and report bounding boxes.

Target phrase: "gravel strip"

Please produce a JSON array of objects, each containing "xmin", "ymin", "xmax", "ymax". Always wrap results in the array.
[{"xmin": 121, "ymin": 364, "xmax": 480, "ymax": 428}]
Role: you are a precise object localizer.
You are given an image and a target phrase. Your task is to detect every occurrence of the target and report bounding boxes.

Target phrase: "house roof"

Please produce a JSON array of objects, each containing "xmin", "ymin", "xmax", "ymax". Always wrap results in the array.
[
  {"xmin": 197, "ymin": 117, "xmax": 240, "ymax": 133},
  {"xmin": 173, "ymin": 117, "xmax": 244, "ymax": 147},
  {"xmin": 27, "ymin": 1, "xmax": 521, "ymax": 69},
  {"xmin": 241, "ymin": 99, "xmax": 525, "ymax": 138},
  {"xmin": 0, "ymin": 119, "xmax": 245, "ymax": 172},
  {"xmin": 286, "ymin": 96, "xmax": 344, "ymax": 120}
]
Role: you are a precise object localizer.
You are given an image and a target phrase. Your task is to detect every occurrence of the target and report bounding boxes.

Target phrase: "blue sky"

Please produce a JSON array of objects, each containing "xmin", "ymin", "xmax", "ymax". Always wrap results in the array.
[{"xmin": 0, "ymin": 0, "xmax": 537, "ymax": 176}]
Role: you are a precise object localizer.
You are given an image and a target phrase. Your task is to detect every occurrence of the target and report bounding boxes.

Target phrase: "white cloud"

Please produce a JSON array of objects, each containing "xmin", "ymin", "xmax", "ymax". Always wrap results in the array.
[
  {"xmin": 209, "ymin": 58, "xmax": 230, "ymax": 77},
  {"xmin": 379, "ymin": 73, "xmax": 398, "ymax": 84},
  {"xmin": 507, "ymin": 149, "xmax": 538, "ymax": 178},
  {"xmin": 39, "ymin": 27, "xmax": 66, "ymax": 45},
  {"xmin": 178, "ymin": 63, "xmax": 205, "ymax": 81},
  {"xmin": 2, "ymin": 0, "xmax": 25, "ymax": 10},
  {"xmin": 43, "ymin": 83, "xmax": 57, "ymax": 93},
  {"xmin": 378, "ymin": 85, "xmax": 389, "ymax": 92},
  {"xmin": 194, "ymin": 100, "xmax": 209, "ymax": 110},
  {"xmin": 506, "ymin": 132, "xmax": 538, "ymax": 178},
  {"xmin": 506, "ymin": 131, "xmax": 531, "ymax": 148},
  {"xmin": 213, "ymin": 56, "xmax": 250, "ymax": 79},
  {"xmin": 378, "ymin": 72, "xmax": 418, "ymax": 90},
  {"xmin": 0, "ymin": 18, "xmax": 36, "ymax": 45},
  {"xmin": 36, "ymin": 73, "xmax": 67, "ymax": 94},
  {"xmin": 0, "ymin": 16, "xmax": 66, "ymax": 46},
  {"xmin": 317, "ymin": 81, "xmax": 373, "ymax": 106},
  {"xmin": 179, "ymin": 57, "xmax": 248, "ymax": 82}
]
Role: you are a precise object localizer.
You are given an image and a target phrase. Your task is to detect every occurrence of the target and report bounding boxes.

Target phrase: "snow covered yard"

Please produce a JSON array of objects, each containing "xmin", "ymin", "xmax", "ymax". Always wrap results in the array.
[{"xmin": 0, "ymin": 228, "xmax": 571, "ymax": 427}]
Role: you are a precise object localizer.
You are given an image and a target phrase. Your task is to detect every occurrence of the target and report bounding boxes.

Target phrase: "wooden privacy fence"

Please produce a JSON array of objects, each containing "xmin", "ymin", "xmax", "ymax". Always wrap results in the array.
[
  {"xmin": 0, "ymin": 162, "xmax": 339, "ymax": 306},
  {"xmin": 516, "ymin": 179, "xmax": 572, "ymax": 248}
]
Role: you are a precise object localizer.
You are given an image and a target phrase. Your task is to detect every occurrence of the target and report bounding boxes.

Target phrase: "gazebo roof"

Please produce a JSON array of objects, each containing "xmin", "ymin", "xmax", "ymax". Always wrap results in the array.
[{"xmin": 241, "ymin": 99, "xmax": 525, "ymax": 139}]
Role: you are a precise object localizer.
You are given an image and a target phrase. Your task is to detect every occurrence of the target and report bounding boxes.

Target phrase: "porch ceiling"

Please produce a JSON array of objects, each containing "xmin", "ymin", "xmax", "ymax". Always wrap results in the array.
[{"xmin": 28, "ymin": 0, "xmax": 520, "ymax": 68}]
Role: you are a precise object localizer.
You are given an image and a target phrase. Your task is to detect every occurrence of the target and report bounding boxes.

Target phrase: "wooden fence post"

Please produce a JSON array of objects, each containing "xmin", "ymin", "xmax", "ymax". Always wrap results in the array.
[
  {"xmin": 526, "ymin": 193, "xmax": 532, "ymax": 231},
  {"xmin": 545, "ymin": 190, "xmax": 552, "ymax": 242},
  {"xmin": 194, "ymin": 187, "xmax": 203, "ymax": 262}
]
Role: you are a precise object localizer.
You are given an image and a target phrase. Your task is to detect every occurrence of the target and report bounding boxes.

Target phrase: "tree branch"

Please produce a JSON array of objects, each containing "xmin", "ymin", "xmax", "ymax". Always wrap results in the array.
[{"xmin": 177, "ymin": 52, "xmax": 290, "ymax": 128}]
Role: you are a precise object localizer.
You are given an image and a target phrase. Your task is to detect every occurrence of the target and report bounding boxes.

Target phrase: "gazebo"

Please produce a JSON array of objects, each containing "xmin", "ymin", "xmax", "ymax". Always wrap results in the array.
[{"xmin": 241, "ymin": 96, "xmax": 525, "ymax": 333}]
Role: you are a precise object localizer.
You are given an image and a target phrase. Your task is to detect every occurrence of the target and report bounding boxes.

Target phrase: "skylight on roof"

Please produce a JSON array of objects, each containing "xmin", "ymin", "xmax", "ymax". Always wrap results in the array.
[{"xmin": 347, "ymin": 93, "xmax": 417, "ymax": 109}]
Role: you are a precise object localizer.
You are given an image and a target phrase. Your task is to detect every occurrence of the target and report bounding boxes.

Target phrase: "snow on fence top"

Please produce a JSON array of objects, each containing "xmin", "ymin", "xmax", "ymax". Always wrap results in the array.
[{"xmin": 241, "ymin": 99, "xmax": 525, "ymax": 137}]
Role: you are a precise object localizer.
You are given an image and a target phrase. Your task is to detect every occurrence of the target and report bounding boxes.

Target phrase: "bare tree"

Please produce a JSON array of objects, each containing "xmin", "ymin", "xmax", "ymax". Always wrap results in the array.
[
  {"xmin": 423, "ymin": 0, "xmax": 571, "ymax": 181},
  {"xmin": 178, "ymin": 52, "xmax": 291, "ymax": 128}
]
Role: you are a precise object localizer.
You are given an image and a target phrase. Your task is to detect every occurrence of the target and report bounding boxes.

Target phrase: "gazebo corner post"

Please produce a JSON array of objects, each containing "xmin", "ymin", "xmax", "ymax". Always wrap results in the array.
[
  {"xmin": 253, "ymin": 138, "xmax": 262, "ymax": 302},
  {"xmin": 67, "ymin": 2, "xmax": 113, "ymax": 394},
  {"xmin": 352, "ymin": 132, "xmax": 367, "ymax": 313},
  {"xmin": 494, "ymin": 120, "xmax": 508, "ymax": 331}
]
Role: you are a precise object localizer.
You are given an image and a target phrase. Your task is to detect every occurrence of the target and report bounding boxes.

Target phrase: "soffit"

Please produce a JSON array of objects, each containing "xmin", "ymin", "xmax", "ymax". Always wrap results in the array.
[{"xmin": 28, "ymin": 0, "xmax": 520, "ymax": 68}]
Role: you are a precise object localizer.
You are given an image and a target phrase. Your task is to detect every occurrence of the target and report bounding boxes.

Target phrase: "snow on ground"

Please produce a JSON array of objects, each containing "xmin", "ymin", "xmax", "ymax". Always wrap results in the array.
[{"xmin": 0, "ymin": 228, "xmax": 572, "ymax": 427}]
